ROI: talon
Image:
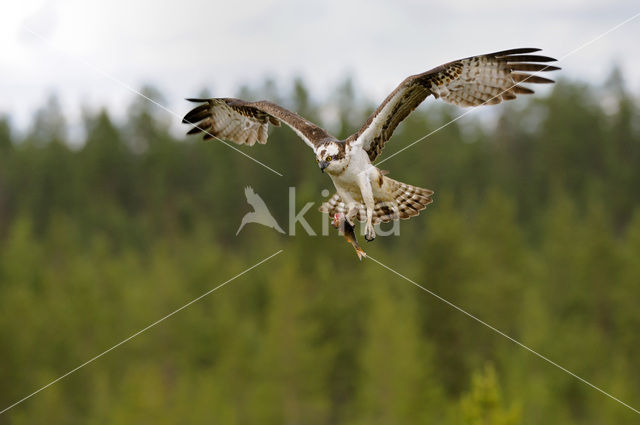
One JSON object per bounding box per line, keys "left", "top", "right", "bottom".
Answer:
{"left": 364, "top": 224, "right": 376, "bottom": 242}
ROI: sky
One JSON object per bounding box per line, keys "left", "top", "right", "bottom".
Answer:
{"left": 1, "top": 0, "right": 639, "bottom": 136}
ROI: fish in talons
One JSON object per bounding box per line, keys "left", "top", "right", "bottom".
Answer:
{"left": 332, "top": 213, "right": 367, "bottom": 260}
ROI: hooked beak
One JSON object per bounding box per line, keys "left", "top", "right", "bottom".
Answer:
{"left": 319, "top": 161, "right": 329, "bottom": 172}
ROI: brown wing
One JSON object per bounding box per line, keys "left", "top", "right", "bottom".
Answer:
{"left": 182, "top": 98, "right": 335, "bottom": 149}
{"left": 349, "top": 48, "right": 560, "bottom": 161}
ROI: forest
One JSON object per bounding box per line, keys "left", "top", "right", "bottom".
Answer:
{"left": 0, "top": 69, "right": 639, "bottom": 424}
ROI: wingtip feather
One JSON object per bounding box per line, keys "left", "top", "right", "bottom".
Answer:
{"left": 512, "top": 74, "right": 556, "bottom": 84}
{"left": 186, "top": 126, "right": 203, "bottom": 135}
{"left": 509, "top": 63, "right": 561, "bottom": 72}
{"left": 505, "top": 54, "right": 558, "bottom": 63}
{"left": 492, "top": 47, "right": 542, "bottom": 56}
{"left": 513, "top": 86, "right": 535, "bottom": 95}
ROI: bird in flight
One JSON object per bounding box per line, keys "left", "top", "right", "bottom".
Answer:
{"left": 183, "top": 48, "right": 558, "bottom": 243}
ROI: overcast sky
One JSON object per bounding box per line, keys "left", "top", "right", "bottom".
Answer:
{"left": 1, "top": 0, "right": 639, "bottom": 134}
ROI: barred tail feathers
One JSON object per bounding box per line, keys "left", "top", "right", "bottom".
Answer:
{"left": 386, "top": 177, "right": 434, "bottom": 221}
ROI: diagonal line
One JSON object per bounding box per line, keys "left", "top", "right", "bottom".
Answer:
{"left": 0, "top": 249, "right": 283, "bottom": 416}
{"left": 21, "top": 25, "right": 284, "bottom": 177}
{"left": 375, "top": 10, "right": 640, "bottom": 167}
{"left": 366, "top": 254, "right": 640, "bottom": 415}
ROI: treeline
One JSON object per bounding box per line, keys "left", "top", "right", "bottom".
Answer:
{"left": 0, "top": 70, "right": 639, "bottom": 424}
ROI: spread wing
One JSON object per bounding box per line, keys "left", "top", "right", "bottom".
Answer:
{"left": 349, "top": 48, "right": 560, "bottom": 161}
{"left": 182, "top": 98, "right": 335, "bottom": 149}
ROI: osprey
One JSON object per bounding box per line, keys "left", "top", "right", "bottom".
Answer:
{"left": 183, "top": 48, "right": 558, "bottom": 242}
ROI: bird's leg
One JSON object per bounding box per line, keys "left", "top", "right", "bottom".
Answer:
{"left": 345, "top": 204, "right": 358, "bottom": 226}
{"left": 339, "top": 192, "right": 358, "bottom": 226}
{"left": 358, "top": 172, "right": 376, "bottom": 242}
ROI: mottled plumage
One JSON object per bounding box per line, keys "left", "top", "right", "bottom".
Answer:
{"left": 183, "top": 98, "right": 334, "bottom": 148}
{"left": 183, "top": 48, "right": 559, "bottom": 248}
{"left": 347, "top": 48, "right": 559, "bottom": 161}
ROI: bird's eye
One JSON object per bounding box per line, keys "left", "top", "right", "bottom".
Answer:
{"left": 327, "top": 156, "right": 333, "bottom": 161}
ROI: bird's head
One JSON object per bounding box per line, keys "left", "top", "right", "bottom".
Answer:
{"left": 315, "top": 141, "right": 346, "bottom": 174}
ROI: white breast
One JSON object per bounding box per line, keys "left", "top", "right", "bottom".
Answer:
{"left": 328, "top": 145, "right": 378, "bottom": 201}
